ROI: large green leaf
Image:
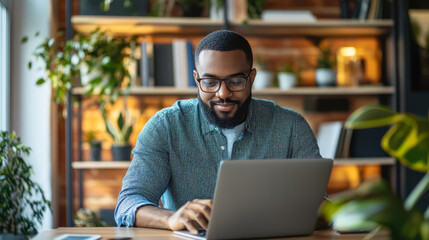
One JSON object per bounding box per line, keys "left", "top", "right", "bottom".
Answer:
{"left": 346, "top": 105, "right": 429, "bottom": 172}
{"left": 345, "top": 104, "right": 402, "bottom": 129}
{"left": 382, "top": 114, "right": 429, "bottom": 172}
{"left": 320, "top": 180, "right": 428, "bottom": 240}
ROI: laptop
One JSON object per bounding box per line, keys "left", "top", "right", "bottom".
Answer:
{"left": 174, "top": 158, "right": 333, "bottom": 240}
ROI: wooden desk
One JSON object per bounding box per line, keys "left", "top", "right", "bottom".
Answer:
{"left": 33, "top": 227, "right": 390, "bottom": 240}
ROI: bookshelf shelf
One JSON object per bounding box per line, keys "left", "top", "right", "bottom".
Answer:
{"left": 232, "top": 19, "right": 393, "bottom": 37}
{"left": 71, "top": 16, "right": 393, "bottom": 37}
{"left": 72, "top": 86, "right": 395, "bottom": 96}
{"left": 72, "top": 157, "right": 396, "bottom": 170}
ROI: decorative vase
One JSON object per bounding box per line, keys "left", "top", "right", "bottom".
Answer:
{"left": 315, "top": 68, "right": 336, "bottom": 87}
{"left": 111, "top": 144, "right": 132, "bottom": 161}
{"left": 253, "top": 70, "right": 274, "bottom": 89}
{"left": 277, "top": 72, "right": 297, "bottom": 90}
{"left": 0, "top": 233, "right": 27, "bottom": 240}
{"left": 90, "top": 141, "right": 102, "bottom": 161}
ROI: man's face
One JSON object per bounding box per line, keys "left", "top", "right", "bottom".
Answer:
{"left": 194, "top": 50, "right": 256, "bottom": 128}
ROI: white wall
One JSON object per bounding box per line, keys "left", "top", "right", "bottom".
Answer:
{"left": 10, "top": 0, "right": 52, "bottom": 230}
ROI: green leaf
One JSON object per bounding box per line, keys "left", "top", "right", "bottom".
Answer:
{"left": 123, "top": 125, "right": 133, "bottom": 143}
{"left": 345, "top": 104, "right": 401, "bottom": 129}
{"left": 28, "top": 61, "right": 32, "bottom": 70}
{"left": 36, "top": 78, "right": 45, "bottom": 85}
{"left": 382, "top": 115, "right": 429, "bottom": 172}
{"left": 117, "top": 112, "right": 124, "bottom": 130}
{"left": 21, "top": 36, "right": 28, "bottom": 44}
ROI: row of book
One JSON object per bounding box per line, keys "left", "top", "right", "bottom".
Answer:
{"left": 131, "top": 40, "right": 197, "bottom": 88}
{"left": 341, "top": 0, "right": 390, "bottom": 20}
{"left": 317, "top": 121, "right": 389, "bottom": 159}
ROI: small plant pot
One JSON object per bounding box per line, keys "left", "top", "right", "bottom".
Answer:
{"left": 278, "top": 72, "right": 297, "bottom": 89}
{"left": 0, "top": 233, "right": 28, "bottom": 240}
{"left": 90, "top": 141, "right": 102, "bottom": 161}
{"left": 315, "top": 68, "right": 336, "bottom": 87}
{"left": 253, "top": 70, "right": 274, "bottom": 89}
{"left": 111, "top": 144, "right": 132, "bottom": 161}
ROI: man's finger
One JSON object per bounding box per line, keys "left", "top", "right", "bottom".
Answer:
{"left": 187, "top": 209, "right": 209, "bottom": 229}
{"left": 182, "top": 218, "right": 199, "bottom": 235}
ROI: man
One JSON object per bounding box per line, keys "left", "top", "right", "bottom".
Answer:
{"left": 115, "top": 30, "right": 322, "bottom": 233}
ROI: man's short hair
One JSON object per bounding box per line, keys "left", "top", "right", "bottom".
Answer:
{"left": 195, "top": 30, "right": 253, "bottom": 69}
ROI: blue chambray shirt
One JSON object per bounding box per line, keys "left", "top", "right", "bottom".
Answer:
{"left": 115, "top": 98, "right": 321, "bottom": 227}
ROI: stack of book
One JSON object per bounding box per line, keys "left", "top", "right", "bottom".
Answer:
{"left": 138, "top": 40, "right": 197, "bottom": 88}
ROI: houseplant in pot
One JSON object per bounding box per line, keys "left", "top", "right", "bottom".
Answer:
{"left": 320, "top": 105, "right": 429, "bottom": 239}
{"left": 103, "top": 109, "right": 134, "bottom": 161}
{"left": 315, "top": 46, "right": 336, "bottom": 87}
{"left": 253, "top": 56, "right": 274, "bottom": 89}
{"left": 85, "top": 130, "right": 102, "bottom": 161}
{"left": 27, "top": 28, "right": 135, "bottom": 116}
{"left": 0, "top": 131, "right": 51, "bottom": 240}
{"left": 277, "top": 62, "right": 298, "bottom": 90}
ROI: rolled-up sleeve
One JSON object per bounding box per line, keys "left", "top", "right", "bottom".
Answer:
{"left": 114, "top": 113, "right": 171, "bottom": 227}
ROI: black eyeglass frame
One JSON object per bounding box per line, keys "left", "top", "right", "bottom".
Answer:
{"left": 196, "top": 69, "right": 253, "bottom": 93}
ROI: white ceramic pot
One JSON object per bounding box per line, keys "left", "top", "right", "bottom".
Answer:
{"left": 253, "top": 70, "right": 274, "bottom": 89}
{"left": 315, "top": 68, "right": 336, "bottom": 87}
{"left": 277, "top": 72, "right": 297, "bottom": 89}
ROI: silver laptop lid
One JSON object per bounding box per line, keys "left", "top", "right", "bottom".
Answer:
{"left": 206, "top": 158, "right": 333, "bottom": 240}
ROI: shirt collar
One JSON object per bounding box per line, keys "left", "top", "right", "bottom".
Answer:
{"left": 198, "top": 98, "right": 255, "bottom": 135}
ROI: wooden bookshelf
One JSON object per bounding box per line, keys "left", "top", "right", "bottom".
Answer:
{"left": 71, "top": 16, "right": 393, "bottom": 37}
{"left": 72, "top": 86, "right": 395, "bottom": 96}
{"left": 72, "top": 157, "right": 396, "bottom": 170}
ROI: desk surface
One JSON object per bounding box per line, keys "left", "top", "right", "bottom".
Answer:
{"left": 33, "top": 227, "right": 390, "bottom": 240}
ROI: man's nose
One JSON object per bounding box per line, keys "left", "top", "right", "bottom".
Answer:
{"left": 215, "top": 81, "right": 233, "bottom": 99}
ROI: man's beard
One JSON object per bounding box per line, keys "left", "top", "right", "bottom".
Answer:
{"left": 198, "top": 93, "right": 252, "bottom": 129}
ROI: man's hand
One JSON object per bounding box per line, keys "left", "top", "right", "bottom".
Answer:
{"left": 167, "top": 199, "right": 213, "bottom": 234}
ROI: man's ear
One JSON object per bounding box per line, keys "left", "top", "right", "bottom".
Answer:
{"left": 249, "top": 68, "right": 257, "bottom": 87}
{"left": 193, "top": 70, "right": 199, "bottom": 86}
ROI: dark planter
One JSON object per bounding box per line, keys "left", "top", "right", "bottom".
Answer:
{"left": 90, "top": 141, "right": 102, "bottom": 161}
{"left": 0, "top": 233, "right": 27, "bottom": 240}
{"left": 111, "top": 144, "right": 132, "bottom": 161}
{"left": 79, "top": 0, "right": 148, "bottom": 16}
{"left": 180, "top": 4, "right": 204, "bottom": 17}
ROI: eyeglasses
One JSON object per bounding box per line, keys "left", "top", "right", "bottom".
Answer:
{"left": 196, "top": 70, "right": 252, "bottom": 93}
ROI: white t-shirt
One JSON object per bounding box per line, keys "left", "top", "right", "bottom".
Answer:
{"left": 221, "top": 122, "right": 246, "bottom": 159}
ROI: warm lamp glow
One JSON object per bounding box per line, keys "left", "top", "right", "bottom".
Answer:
{"left": 339, "top": 47, "right": 357, "bottom": 57}
{"left": 336, "top": 47, "right": 363, "bottom": 87}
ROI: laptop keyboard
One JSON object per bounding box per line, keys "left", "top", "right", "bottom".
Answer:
{"left": 197, "top": 229, "right": 206, "bottom": 237}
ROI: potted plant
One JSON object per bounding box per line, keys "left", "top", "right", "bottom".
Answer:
{"left": 0, "top": 131, "right": 51, "bottom": 240}
{"left": 26, "top": 28, "right": 135, "bottom": 117}
{"left": 277, "top": 62, "right": 298, "bottom": 90}
{"left": 103, "top": 109, "right": 134, "bottom": 161}
{"left": 253, "top": 56, "right": 274, "bottom": 89}
{"left": 247, "top": 0, "right": 266, "bottom": 19}
{"left": 85, "top": 131, "right": 102, "bottom": 161}
{"left": 175, "top": 0, "right": 208, "bottom": 17}
{"left": 315, "top": 46, "right": 336, "bottom": 87}
{"left": 320, "top": 105, "right": 429, "bottom": 239}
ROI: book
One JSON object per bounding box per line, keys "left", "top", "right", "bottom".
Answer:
{"left": 367, "top": 0, "right": 380, "bottom": 20}
{"left": 358, "top": 0, "right": 371, "bottom": 20}
{"left": 261, "top": 10, "right": 316, "bottom": 22}
{"left": 186, "top": 41, "right": 197, "bottom": 88}
{"left": 317, "top": 121, "right": 344, "bottom": 159}
{"left": 154, "top": 43, "right": 174, "bottom": 87}
{"left": 352, "top": 0, "right": 362, "bottom": 19}
{"left": 140, "top": 41, "right": 155, "bottom": 87}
